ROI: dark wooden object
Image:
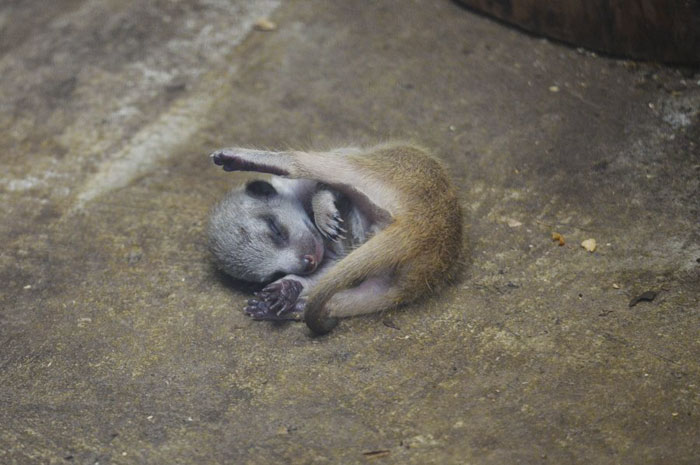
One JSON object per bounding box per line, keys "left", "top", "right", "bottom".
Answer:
{"left": 455, "top": 0, "right": 700, "bottom": 64}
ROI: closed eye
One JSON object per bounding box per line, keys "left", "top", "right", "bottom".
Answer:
{"left": 263, "top": 216, "right": 289, "bottom": 246}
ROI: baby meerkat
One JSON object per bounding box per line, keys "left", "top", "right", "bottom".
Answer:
{"left": 208, "top": 144, "right": 462, "bottom": 334}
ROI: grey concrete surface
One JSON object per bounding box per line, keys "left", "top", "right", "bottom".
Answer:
{"left": 1, "top": 0, "right": 698, "bottom": 464}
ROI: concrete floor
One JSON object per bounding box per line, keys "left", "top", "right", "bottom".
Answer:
{"left": 1, "top": 1, "right": 698, "bottom": 464}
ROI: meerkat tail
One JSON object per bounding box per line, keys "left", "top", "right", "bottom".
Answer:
{"left": 304, "top": 222, "right": 409, "bottom": 334}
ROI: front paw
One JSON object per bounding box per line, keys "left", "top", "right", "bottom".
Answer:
{"left": 244, "top": 279, "right": 304, "bottom": 321}
{"left": 312, "top": 190, "right": 346, "bottom": 242}
{"left": 210, "top": 148, "right": 289, "bottom": 176}
{"left": 210, "top": 150, "right": 250, "bottom": 172}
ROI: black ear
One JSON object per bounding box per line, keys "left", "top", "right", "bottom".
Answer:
{"left": 245, "top": 180, "right": 277, "bottom": 198}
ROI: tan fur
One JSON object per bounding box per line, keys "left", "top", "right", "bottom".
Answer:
{"left": 210, "top": 143, "right": 463, "bottom": 334}
{"left": 301, "top": 144, "right": 463, "bottom": 333}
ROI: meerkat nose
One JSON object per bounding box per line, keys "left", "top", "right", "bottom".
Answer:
{"left": 302, "top": 255, "right": 317, "bottom": 273}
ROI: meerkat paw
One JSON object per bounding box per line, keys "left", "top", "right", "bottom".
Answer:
{"left": 244, "top": 279, "right": 304, "bottom": 321}
{"left": 210, "top": 148, "right": 289, "bottom": 176}
{"left": 311, "top": 190, "right": 346, "bottom": 242}
{"left": 210, "top": 149, "right": 252, "bottom": 172}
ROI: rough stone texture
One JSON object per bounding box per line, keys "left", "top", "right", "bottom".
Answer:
{"left": 1, "top": 1, "right": 698, "bottom": 464}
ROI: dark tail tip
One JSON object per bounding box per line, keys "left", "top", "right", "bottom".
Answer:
{"left": 305, "top": 304, "right": 339, "bottom": 335}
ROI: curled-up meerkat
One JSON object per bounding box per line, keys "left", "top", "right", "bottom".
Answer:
{"left": 208, "top": 144, "right": 462, "bottom": 334}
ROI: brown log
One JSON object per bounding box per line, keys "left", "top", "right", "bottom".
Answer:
{"left": 455, "top": 0, "right": 700, "bottom": 64}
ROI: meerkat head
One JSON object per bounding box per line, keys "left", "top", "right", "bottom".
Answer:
{"left": 208, "top": 179, "right": 324, "bottom": 283}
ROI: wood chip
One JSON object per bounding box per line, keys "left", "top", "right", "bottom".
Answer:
{"left": 254, "top": 18, "right": 277, "bottom": 31}
{"left": 581, "top": 238, "right": 596, "bottom": 252}
{"left": 551, "top": 232, "right": 565, "bottom": 246}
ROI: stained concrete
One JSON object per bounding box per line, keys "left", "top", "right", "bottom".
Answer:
{"left": 1, "top": 1, "right": 698, "bottom": 464}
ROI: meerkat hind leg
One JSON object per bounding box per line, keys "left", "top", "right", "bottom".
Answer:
{"left": 311, "top": 189, "right": 346, "bottom": 242}
{"left": 322, "top": 275, "right": 402, "bottom": 319}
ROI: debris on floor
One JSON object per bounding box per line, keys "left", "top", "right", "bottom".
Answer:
{"left": 581, "top": 238, "right": 597, "bottom": 252}
{"left": 629, "top": 290, "right": 658, "bottom": 307}
{"left": 254, "top": 18, "right": 277, "bottom": 31}
{"left": 552, "top": 232, "right": 565, "bottom": 246}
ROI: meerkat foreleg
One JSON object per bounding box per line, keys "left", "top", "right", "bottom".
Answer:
{"left": 211, "top": 148, "right": 293, "bottom": 177}
{"left": 311, "top": 189, "right": 346, "bottom": 242}
{"left": 210, "top": 148, "right": 398, "bottom": 217}
{"left": 324, "top": 275, "right": 401, "bottom": 318}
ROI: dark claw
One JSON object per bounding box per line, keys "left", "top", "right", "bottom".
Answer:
{"left": 260, "top": 281, "right": 283, "bottom": 294}
{"left": 245, "top": 304, "right": 302, "bottom": 321}
{"left": 330, "top": 223, "right": 346, "bottom": 239}
{"left": 245, "top": 300, "right": 271, "bottom": 319}
{"left": 269, "top": 300, "right": 284, "bottom": 313}
{"left": 322, "top": 218, "right": 347, "bottom": 243}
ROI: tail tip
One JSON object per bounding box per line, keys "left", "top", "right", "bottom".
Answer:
{"left": 305, "top": 311, "right": 339, "bottom": 335}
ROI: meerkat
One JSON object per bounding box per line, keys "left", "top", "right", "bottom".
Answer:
{"left": 208, "top": 143, "right": 462, "bottom": 334}
{"left": 209, "top": 175, "right": 369, "bottom": 316}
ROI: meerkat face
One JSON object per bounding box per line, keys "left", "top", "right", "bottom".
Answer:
{"left": 208, "top": 179, "right": 324, "bottom": 283}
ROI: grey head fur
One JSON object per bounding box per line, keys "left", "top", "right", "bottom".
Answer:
{"left": 208, "top": 177, "right": 324, "bottom": 283}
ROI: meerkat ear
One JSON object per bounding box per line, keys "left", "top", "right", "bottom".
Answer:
{"left": 245, "top": 180, "right": 277, "bottom": 199}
